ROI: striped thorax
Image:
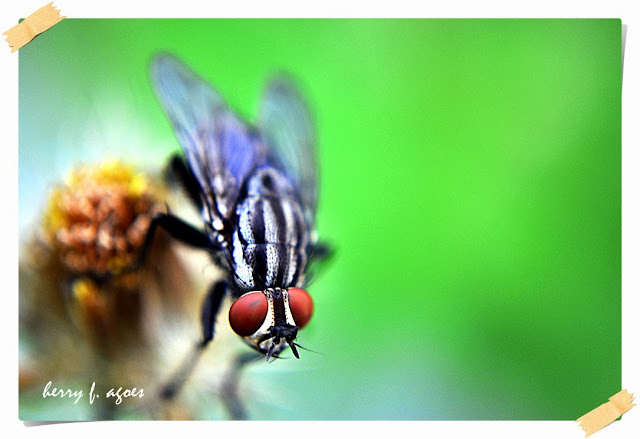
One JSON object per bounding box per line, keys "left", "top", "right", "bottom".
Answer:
{"left": 230, "top": 167, "right": 309, "bottom": 291}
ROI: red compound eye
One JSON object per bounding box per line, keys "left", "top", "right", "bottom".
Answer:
{"left": 229, "top": 291, "right": 268, "bottom": 336}
{"left": 288, "top": 288, "right": 314, "bottom": 329}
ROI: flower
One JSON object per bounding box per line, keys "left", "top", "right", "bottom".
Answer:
{"left": 19, "top": 160, "right": 256, "bottom": 421}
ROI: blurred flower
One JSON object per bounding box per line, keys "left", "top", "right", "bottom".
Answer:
{"left": 19, "top": 160, "right": 257, "bottom": 421}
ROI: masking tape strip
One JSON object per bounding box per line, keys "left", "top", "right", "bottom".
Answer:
{"left": 3, "top": 2, "right": 65, "bottom": 53}
{"left": 576, "top": 389, "right": 635, "bottom": 437}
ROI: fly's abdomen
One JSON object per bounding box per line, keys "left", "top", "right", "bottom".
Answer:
{"left": 231, "top": 171, "right": 309, "bottom": 290}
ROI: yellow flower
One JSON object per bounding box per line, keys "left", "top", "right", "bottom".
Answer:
{"left": 21, "top": 160, "right": 259, "bottom": 421}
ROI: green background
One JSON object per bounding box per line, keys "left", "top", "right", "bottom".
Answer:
{"left": 19, "top": 19, "right": 621, "bottom": 420}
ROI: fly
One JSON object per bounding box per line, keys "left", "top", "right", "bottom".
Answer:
{"left": 141, "top": 54, "right": 330, "bottom": 397}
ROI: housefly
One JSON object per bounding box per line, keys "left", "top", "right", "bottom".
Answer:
{"left": 142, "top": 54, "right": 330, "bottom": 395}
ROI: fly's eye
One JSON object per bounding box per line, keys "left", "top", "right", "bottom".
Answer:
{"left": 229, "top": 292, "right": 268, "bottom": 336}
{"left": 288, "top": 288, "right": 314, "bottom": 329}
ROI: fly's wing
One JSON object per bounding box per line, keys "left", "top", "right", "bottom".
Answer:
{"left": 150, "top": 53, "right": 266, "bottom": 222}
{"left": 258, "top": 76, "right": 318, "bottom": 229}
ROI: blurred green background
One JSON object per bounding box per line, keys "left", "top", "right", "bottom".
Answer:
{"left": 19, "top": 19, "right": 621, "bottom": 420}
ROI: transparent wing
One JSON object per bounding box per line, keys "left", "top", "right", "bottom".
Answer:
{"left": 258, "top": 75, "right": 318, "bottom": 227}
{"left": 150, "top": 53, "right": 266, "bottom": 221}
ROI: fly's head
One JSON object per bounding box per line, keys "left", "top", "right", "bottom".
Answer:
{"left": 228, "top": 287, "right": 313, "bottom": 360}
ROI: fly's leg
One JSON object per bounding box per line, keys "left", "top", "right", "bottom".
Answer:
{"left": 303, "top": 241, "right": 334, "bottom": 285}
{"left": 220, "top": 351, "right": 262, "bottom": 420}
{"left": 310, "top": 241, "right": 333, "bottom": 262}
{"left": 200, "top": 281, "right": 228, "bottom": 347}
{"left": 138, "top": 212, "right": 212, "bottom": 269}
{"left": 167, "top": 154, "right": 203, "bottom": 211}
{"left": 160, "top": 281, "right": 227, "bottom": 400}
{"left": 144, "top": 157, "right": 230, "bottom": 403}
